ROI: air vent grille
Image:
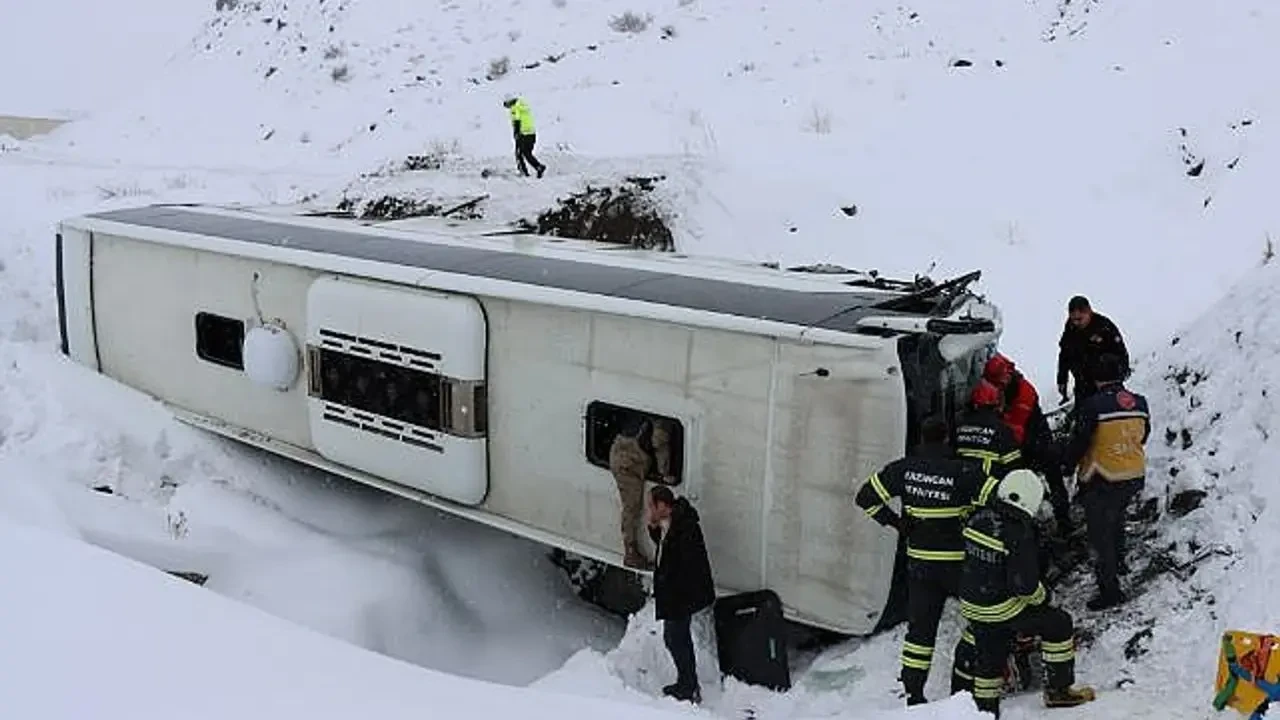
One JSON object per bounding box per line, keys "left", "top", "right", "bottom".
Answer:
{"left": 317, "top": 328, "right": 441, "bottom": 373}
{"left": 320, "top": 403, "right": 444, "bottom": 453}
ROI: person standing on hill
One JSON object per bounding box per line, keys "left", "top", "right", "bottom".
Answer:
{"left": 1056, "top": 296, "right": 1129, "bottom": 408}
{"left": 502, "top": 96, "right": 546, "bottom": 178}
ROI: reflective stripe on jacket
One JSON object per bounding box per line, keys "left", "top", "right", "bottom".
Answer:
{"left": 959, "top": 504, "right": 1047, "bottom": 624}
{"left": 854, "top": 443, "right": 999, "bottom": 563}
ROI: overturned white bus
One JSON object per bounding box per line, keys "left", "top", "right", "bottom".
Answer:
{"left": 54, "top": 203, "right": 1000, "bottom": 634}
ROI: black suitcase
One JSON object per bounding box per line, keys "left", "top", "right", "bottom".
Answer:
{"left": 712, "top": 589, "right": 792, "bottom": 692}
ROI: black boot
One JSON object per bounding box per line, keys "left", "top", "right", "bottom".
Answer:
{"left": 662, "top": 683, "right": 701, "bottom": 704}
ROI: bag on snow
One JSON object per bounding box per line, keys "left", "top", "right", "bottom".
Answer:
{"left": 712, "top": 589, "right": 791, "bottom": 692}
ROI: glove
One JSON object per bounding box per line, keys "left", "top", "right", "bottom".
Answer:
{"left": 895, "top": 513, "right": 914, "bottom": 536}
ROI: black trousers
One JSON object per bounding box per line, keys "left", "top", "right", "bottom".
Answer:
{"left": 1027, "top": 435, "right": 1071, "bottom": 528}
{"left": 515, "top": 133, "right": 544, "bottom": 175}
{"left": 663, "top": 614, "right": 698, "bottom": 690}
{"left": 1079, "top": 478, "right": 1141, "bottom": 598}
{"left": 971, "top": 605, "right": 1077, "bottom": 716}
{"left": 900, "top": 560, "right": 970, "bottom": 699}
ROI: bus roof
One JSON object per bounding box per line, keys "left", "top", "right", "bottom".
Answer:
{"left": 74, "top": 203, "right": 988, "bottom": 338}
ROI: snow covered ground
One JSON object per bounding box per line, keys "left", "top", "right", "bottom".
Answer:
{"left": 2, "top": 0, "right": 1279, "bottom": 717}
{"left": 0, "top": 511, "right": 687, "bottom": 720}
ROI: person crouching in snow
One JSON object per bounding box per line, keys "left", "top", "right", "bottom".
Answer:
{"left": 502, "top": 95, "right": 546, "bottom": 178}
{"left": 647, "top": 485, "right": 715, "bottom": 704}
{"left": 960, "top": 469, "right": 1096, "bottom": 717}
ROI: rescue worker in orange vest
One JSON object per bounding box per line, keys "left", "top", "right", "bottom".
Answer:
{"left": 1060, "top": 353, "right": 1150, "bottom": 611}
{"left": 982, "top": 353, "right": 1073, "bottom": 535}
{"left": 502, "top": 96, "right": 546, "bottom": 178}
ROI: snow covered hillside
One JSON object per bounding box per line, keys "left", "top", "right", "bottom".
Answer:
{"left": 0, "top": 0, "right": 209, "bottom": 119}
{"left": 1003, "top": 256, "right": 1280, "bottom": 718}
{"left": 1, "top": 0, "right": 1279, "bottom": 718}
{"left": 21, "top": 0, "right": 1280, "bottom": 389}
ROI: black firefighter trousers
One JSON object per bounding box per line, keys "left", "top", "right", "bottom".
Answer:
{"left": 900, "top": 560, "right": 970, "bottom": 700}
{"left": 970, "top": 605, "right": 1077, "bottom": 717}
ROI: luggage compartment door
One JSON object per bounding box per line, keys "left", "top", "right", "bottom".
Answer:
{"left": 305, "top": 276, "right": 488, "bottom": 505}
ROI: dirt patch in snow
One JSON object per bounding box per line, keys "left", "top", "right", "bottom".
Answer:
{"left": 324, "top": 193, "right": 488, "bottom": 221}
{"left": 514, "top": 175, "right": 676, "bottom": 251}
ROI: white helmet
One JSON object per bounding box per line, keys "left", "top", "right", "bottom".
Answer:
{"left": 997, "top": 469, "right": 1046, "bottom": 518}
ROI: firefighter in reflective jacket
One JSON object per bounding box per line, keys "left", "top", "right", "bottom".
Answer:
{"left": 1061, "top": 352, "right": 1150, "bottom": 611}
{"left": 960, "top": 469, "right": 1096, "bottom": 717}
{"left": 854, "top": 416, "right": 1000, "bottom": 706}
{"left": 954, "top": 380, "right": 1023, "bottom": 477}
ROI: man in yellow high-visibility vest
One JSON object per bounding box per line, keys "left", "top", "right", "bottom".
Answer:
{"left": 502, "top": 96, "right": 546, "bottom": 178}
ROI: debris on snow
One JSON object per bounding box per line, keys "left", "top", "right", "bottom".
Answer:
{"left": 514, "top": 176, "right": 676, "bottom": 251}
{"left": 1168, "top": 489, "right": 1208, "bottom": 518}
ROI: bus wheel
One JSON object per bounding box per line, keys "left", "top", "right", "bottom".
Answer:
{"left": 549, "top": 548, "right": 648, "bottom": 617}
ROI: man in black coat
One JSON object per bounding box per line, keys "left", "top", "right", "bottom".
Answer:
{"left": 1056, "top": 295, "right": 1130, "bottom": 408}
{"left": 647, "top": 485, "right": 716, "bottom": 704}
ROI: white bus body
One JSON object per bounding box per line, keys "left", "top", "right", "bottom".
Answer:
{"left": 54, "top": 203, "right": 1001, "bottom": 634}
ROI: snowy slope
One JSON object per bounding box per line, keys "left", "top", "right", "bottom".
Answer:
{"left": 29, "top": 0, "right": 1280, "bottom": 391}
{"left": 1048, "top": 257, "right": 1280, "bottom": 717}
{"left": 0, "top": 0, "right": 208, "bottom": 118}
{"left": 2, "top": 0, "right": 1279, "bottom": 718}
{"left": 0, "top": 513, "right": 685, "bottom": 720}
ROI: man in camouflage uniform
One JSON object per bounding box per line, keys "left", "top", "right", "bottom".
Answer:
{"left": 609, "top": 417, "right": 673, "bottom": 569}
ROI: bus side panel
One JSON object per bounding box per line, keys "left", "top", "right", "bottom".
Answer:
{"left": 482, "top": 298, "right": 775, "bottom": 591}
{"left": 56, "top": 226, "right": 99, "bottom": 370}
{"left": 767, "top": 341, "right": 906, "bottom": 634}
{"left": 91, "top": 233, "right": 317, "bottom": 449}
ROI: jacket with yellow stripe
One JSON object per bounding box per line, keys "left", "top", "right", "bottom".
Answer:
{"left": 953, "top": 406, "right": 1024, "bottom": 477}
{"left": 959, "top": 502, "right": 1048, "bottom": 625}
{"left": 854, "top": 443, "right": 999, "bottom": 563}
{"left": 1062, "top": 381, "right": 1150, "bottom": 485}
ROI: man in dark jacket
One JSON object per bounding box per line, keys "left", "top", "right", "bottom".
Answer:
{"left": 854, "top": 417, "right": 1000, "bottom": 705}
{"left": 960, "top": 469, "right": 1096, "bottom": 717}
{"left": 954, "top": 380, "right": 1023, "bottom": 478}
{"left": 1061, "top": 353, "right": 1150, "bottom": 611}
{"left": 647, "top": 485, "right": 715, "bottom": 704}
{"left": 1056, "top": 296, "right": 1129, "bottom": 407}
